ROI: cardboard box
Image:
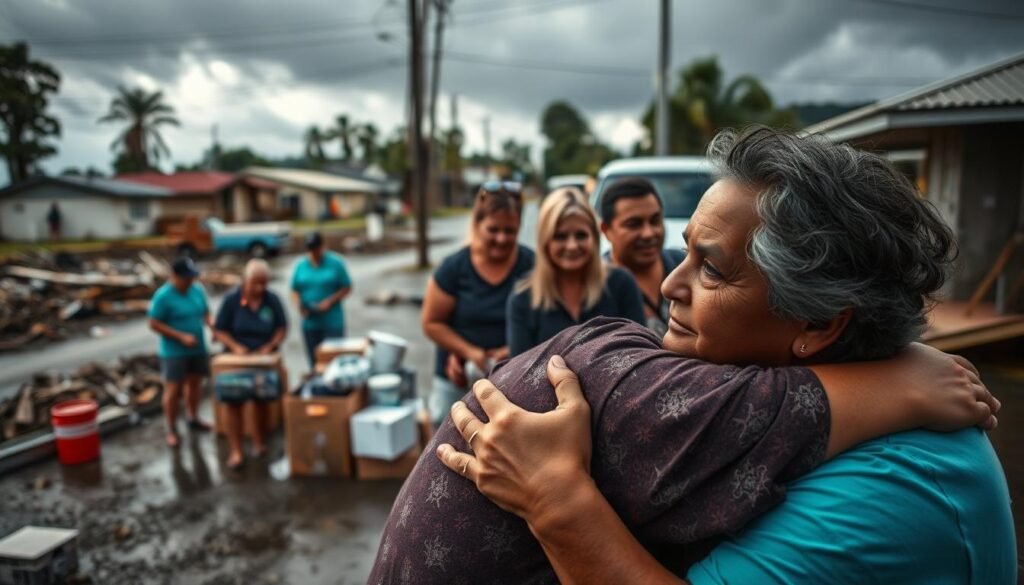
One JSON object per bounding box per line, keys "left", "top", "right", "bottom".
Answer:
{"left": 285, "top": 388, "right": 367, "bottom": 477}
{"left": 350, "top": 404, "right": 417, "bottom": 461}
{"left": 315, "top": 337, "right": 368, "bottom": 368}
{"left": 0, "top": 526, "right": 79, "bottom": 585}
{"left": 355, "top": 445, "right": 422, "bottom": 480}
{"left": 211, "top": 353, "right": 287, "bottom": 438}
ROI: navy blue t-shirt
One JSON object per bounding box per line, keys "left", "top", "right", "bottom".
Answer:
{"left": 603, "top": 248, "right": 685, "bottom": 336}
{"left": 432, "top": 245, "right": 535, "bottom": 378}
{"left": 506, "top": 267, "right": 647, "bottom": 356}
{"left": 213, "top": 287, "right": 288, "bottom": 351}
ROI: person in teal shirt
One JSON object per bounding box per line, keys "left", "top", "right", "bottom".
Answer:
{"left": 687, "top": 427, "right": 1017, "bottom": 585}
{"left": 148, "top": 256, "right": 212, "bottom": 448}
{"left": 290, "top": 232, "right": 352, "bottom": 367}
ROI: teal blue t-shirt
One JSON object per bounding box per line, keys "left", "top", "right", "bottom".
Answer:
{"left": 290, "top": 252, "right": 352, "bottom": 332}
{"left": 688, "top": 428, "right": 1017, "bottom": 585}
{"left": 148, "top": 282, "right": 209, "bottom": 358}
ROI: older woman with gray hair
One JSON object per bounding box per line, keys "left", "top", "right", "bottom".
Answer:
{"left": 213, "top": 259, "right": 288, "bottom": 469}
{"left": 369, "top": 127, "right": 1014, "bottom": 584}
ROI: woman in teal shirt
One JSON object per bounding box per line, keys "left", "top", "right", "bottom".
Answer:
{"left": 290, "top": 232, "right": 352, "bottom": 367}
{"left": 148, "top": 256, "right": 212, "bottom": 448}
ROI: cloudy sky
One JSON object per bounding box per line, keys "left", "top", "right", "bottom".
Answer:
{"left": 2, "top": 0, "right": 1022, "bottom": 183}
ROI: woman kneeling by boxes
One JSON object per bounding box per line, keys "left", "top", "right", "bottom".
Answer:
{"left": 212, "top": 259, "right": 288, "bottom": 469}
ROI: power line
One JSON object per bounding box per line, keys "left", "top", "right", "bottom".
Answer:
{"left": 851, "top": 0, "right": 1024, "bottom": 19}
{"left": 444, "top": 50, "right": 938, "bottom": 87}
{"left": 9, "top": 0, "right": 607, "bottom": 51}
{"left": 445, "top": 50, "right": 649, "bottom": 77}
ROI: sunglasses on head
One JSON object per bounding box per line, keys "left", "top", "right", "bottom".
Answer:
{"left": 481, "top": 180, "right": 523, "bottom": 196}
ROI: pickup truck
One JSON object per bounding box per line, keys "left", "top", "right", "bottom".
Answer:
{"left": 166, "top": 215, "right": 291, "bottom": 258}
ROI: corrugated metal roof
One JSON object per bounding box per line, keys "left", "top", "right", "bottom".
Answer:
{"left": 899, "top": 58, "right": 1024, "bottom": 110}
{"left": 0, "top": 175, "right": 173, "bottom": 199}
{"left": 805, "top": 52, "right": 1024, "bottom": 136}
{"left": 58, "top": 175, "right": 173, "bottom": 197}
{"left": 241, "top": 166, "right": 387, "bottom": 193}
{"left": 115, "top": 171, "right": 238, "bottom": 195}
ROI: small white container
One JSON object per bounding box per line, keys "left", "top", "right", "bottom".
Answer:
{"left": 368, "top": 373, "right": 403, "bottom": 406}
{"left": 367, "top": 331, "right": 408, "bottom": 374}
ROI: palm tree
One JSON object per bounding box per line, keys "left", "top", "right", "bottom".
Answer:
{"left": 304, "top": 125, "right": 327, "bottom": 166}
{"left": 641, "top": 56, "right": 798, "bottom": 155}
{"left": 332, "top": 114, "right": 355, "bottom": 162}
{"left": 357, "top": 122, "right": 379, "bottom": 165}
{"left": 98, "top": 86, "right": 179, "bottom": 172}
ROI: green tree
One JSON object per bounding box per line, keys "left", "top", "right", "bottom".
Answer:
{"left": 331, "top": 114, "right": 355, "bottom": 162}
{"left": 640, "top": 56, "right": 798, "bottom": 155}
{"left": 0, "top": 42, "right": 61, "bottom": 183}
{"left": 441, "top": 126, "right": 464, "bottom": 174}
{"left": 379, "top": 128, "right": 408, "bottom": 176}
{"left": 540, "top": 100, "right": 616, "bottom": 178}
{"left": 304, "top": 125, "right": 327, "bottom": 167}
{"left": 500, "top": 139, "right": 534, "bottom": 181}
{"left": 98, "top": 85, "right": 180, "bottom": 173}
{"left": 215, "top": 146, "right": 269, "bottom": 172}
{"left": 356, "top": 122, "right": 379, "bottom": 165}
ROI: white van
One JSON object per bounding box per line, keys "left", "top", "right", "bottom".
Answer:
{"left": 590, "top": 156, "right": 715, "bottom": 252}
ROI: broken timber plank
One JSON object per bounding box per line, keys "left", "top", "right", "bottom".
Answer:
{"left": 4, "top": 265, "right": 152, "bottom": 288}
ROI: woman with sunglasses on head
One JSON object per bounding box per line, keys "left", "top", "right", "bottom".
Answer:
{"left": 422, "top": 181, "right": 535, "bottom": 426}
{"left": 507, "top": 187, "right": 645, "bottom": 356}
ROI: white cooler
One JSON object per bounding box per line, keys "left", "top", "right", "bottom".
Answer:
{"left": 350, "top": 404, "right": 417, "bottom": 461}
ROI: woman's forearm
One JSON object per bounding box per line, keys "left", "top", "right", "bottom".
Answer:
{"left": 529, "top": 475, "right": 687, "bottom": 585}
{"left": 213, "top": 329, "right": 246, "bottom": 353}
{"left": 810, "top": 343, "right": 986, "bottom": 458}
{"left": 423, "top": 321, "right": 476, "bottom": 359}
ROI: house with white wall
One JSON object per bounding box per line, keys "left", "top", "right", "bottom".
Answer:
{"left": 0, "top": 175, "right": 172, "bottom": 242}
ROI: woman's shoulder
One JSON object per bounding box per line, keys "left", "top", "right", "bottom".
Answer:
{"left": 516, "top": 244, "right": 536, "bottom": 264}
{"left": 440, "top": 246, "right": 472, "bottom": 266}
{"left": 221, "top": 286, "right": 243, "bottom": 302}
{"left": 605, "top": 266, "right": 641, "bottom": 290}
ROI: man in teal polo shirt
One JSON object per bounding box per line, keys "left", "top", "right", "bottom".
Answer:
{"left": 148, "top": 257, "right": 212, "bottom": 448}
{"left": 687, "top": 427, "right": 1017, "bottom": 585}
{"left": 290, "top": 232, "right": 353, "bottom": 367}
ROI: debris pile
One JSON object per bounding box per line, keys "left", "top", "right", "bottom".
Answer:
{"left": 0, "top": 354, "right": 163, "bottom": 443}
{"left": 0, "top": 250, "right": 241, "bottom": 350}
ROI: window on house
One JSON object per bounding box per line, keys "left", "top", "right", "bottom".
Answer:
{"left": 129, "top": 200, "right": 150, "bottom": 219}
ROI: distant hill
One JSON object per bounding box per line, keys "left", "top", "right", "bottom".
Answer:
{"left": 790, "top": 102, "right": 873, "bottom": 128}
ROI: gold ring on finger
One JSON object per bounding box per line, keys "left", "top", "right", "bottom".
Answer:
{"left": 468, "top": 430, "right": 480, "bottom": 447}
{"left": 461, "top": 462, "right": 468, "bottom": 475}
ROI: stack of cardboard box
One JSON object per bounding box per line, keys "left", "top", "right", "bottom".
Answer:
{"left": 283, "top": 335, "right": 434, "bottom": 480}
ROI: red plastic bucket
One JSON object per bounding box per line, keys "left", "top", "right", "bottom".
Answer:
{"left": 51, "top": 399, "right": 100, "bottom": 465}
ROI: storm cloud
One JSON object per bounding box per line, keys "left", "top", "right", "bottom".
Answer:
{"left": 2, "top": 0, "right": 1021, "bottom": 180}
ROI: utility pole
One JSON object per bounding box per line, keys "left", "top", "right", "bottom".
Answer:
{"left": 450, "top": 93, "right": 463, "bottom": 203}
{"left": 482, "top": 116, "right": 491, "bottom": 178}
{"left": 427, "top": 0, "right": 449, "bottom": 207}
{"left": 655, "top": 0, "right": 671, "bottom": 156}
{"left": 409, "top": 0, "right": 429, "bottom": 268}
{"left": 209, "top": 124, "right": 221, "bottom": 170}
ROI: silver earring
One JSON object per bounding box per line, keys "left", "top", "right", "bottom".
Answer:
{"left": 799, "top": 344, "right": 806, "bottom": 354}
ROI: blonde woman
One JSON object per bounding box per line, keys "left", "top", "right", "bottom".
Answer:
{"left": 507, "top": 187, "right": 644, "bottom": 356}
